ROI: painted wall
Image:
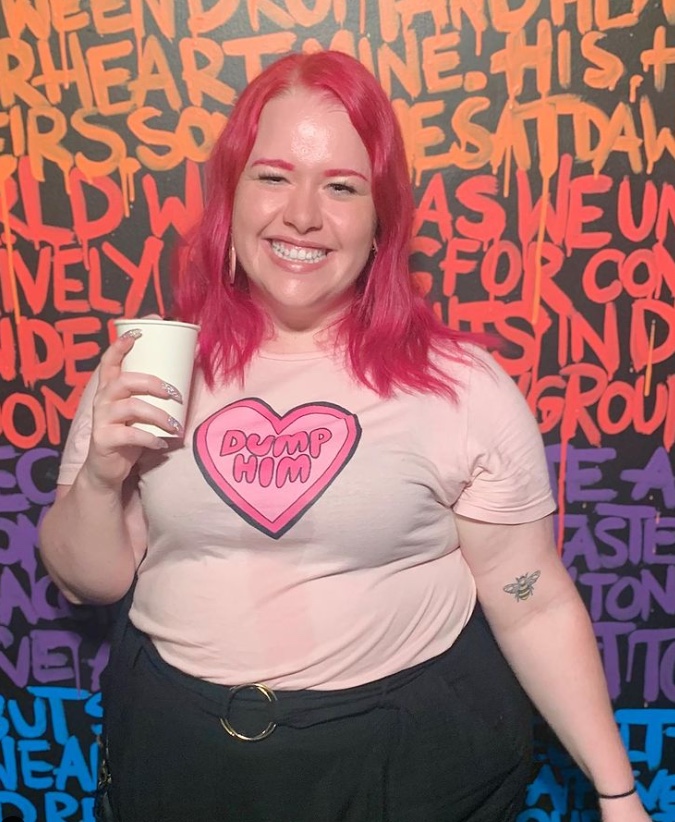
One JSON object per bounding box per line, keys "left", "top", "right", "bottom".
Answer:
{"left": 0, "top": 0, "right": 674, "bottom": 819}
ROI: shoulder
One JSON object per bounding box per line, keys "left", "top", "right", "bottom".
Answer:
{"left": 431, "top": 341, "right": 513, "bottom": 398}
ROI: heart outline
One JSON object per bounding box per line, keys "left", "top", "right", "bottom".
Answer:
{"left": 193, "top": 398, "right": 362, "bottom": 538}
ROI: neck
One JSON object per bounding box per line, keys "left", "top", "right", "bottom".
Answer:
{"left": 258, "top": 302, "right": 351, "bottom": 354}
{"left": 261, "top": 326, "right": 334, "bottom": 355}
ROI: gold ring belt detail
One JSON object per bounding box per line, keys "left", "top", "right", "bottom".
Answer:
{"left": 220, "top": 683, "right": 278, "bottom": 742}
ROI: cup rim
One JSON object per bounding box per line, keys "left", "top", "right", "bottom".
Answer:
{"left": 113, "top": 318, "right": 200, "bottom": 331}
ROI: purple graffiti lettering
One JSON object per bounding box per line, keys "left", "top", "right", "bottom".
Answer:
{"left": 621, "top": 447, "right": 675, "bottom": 509}
{"left": 605, "top": 570, "right": 675, "bottom": 621}
{"left": 564, "top": 506, "right": 674, "bottom": 571}
{"left": 0, "top": 447, "right": 58, "bottom": 513}
{"left": 16, "top": 448, "right": 58, "bottom": 506}
{"left": 596, "top": 502, "right": 675, "bottom": 565}
{"left": 593, "top": 621, "right": 635, "bottom": 700}
{"left": 594, "top": 515, "right": 632, "bottom": 568}
{"left": 627, "top": 629, "right": 675, "bottom": 702}
{"left": 0, "top": 627, "right": 30, "bottom": 688}
{"left": 0, "top": 513, "right": 38, "bottom": 571}
{"left": 0, "top": 447, "right": 28, "bottom": 514}
{"left": 545, "top": 444, "right": 618, "bottom": 504}
{"left": 563, "top": 515, "right": 603, "bottom": 571}
{"left": 644, "top": 516, "right": 675, "bottom": 565}
{"left": 0, "top": 630, "right": 84, "bottom": 689}
{"left": 86, "top": 641, "right": 110, "bottom": 693}
{"left": 578, "top": 573, "right": 618, "bottom": 619}
{"left": 567, "top": 447, "right": 618, "bottom": 503}
{"left": 0, "top": 565, "right": 71, "bottom": 625}
{"left": 579, "top": 569, "right": 675, "bottom": 622}
{"left": 31, "top": 630, "right": 83, "bottom": 689}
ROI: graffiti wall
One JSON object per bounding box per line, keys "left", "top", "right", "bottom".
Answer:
{"left": 1, "top": 0, "right": 673, "bottom": 819}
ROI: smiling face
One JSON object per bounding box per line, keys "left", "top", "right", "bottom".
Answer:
{"left": 231, "top": 87, "right": 377, "bottom": 337}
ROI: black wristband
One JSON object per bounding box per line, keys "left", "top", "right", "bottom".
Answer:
{"left": 597, "top": 786, "right": 637, "bottom": 800}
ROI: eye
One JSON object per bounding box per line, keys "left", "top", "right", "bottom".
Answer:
{"left": 257, "top": 173, "right": 287, "bottom": 185}
{"left": 328, "top": 182, "right": 358, "bottom": 195}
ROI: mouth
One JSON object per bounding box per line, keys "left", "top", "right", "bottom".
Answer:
{"left": 269, "top": 240, "right": 329, "bottom": 263}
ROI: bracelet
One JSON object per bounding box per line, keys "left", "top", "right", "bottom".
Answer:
{"left": 597, "top": 786, "right": 637, "bottom": 800}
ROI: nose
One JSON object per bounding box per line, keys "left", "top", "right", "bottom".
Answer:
{"left": 283, "top": 183, "right": 323, "bottom": 234}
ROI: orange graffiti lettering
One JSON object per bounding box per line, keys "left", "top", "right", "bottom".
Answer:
{"left": 33, "top": 32, "right": 94, "bottom": 108}
{"left": 490, "top": 19, "right": 552, "bottom": 98}
{"left": 0, "top": 39, "right": 49, "bottom": 108}
{"left": 641, "top": 26, "right": 675, "bottom": 93}
{"left": 179, "top": 37, "right": 236, "bottom": 107}
{"left": 422, "top": 33, "right": 462, "bottom": 93}
{"left": 1, "top": 0, "right": 51, "bottom": 40}
{"left": 377, "top": 28, "right": 422, "bottom": 99}
{"left": 86, "top": 40, "right": 134, "bottom": 116}
{"left": 221, "top": 32, "right": 297, "bottom": 82}
{"left": 581, "top": 31, "right": 625, "bottom": 91}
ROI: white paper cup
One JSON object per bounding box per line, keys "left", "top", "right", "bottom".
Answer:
{"left": 114, "top": 318, "right": 200, "bottom": 437}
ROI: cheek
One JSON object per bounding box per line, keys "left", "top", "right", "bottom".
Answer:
{"left": 344, "top": 216, "right": 377, "bottom": 257}
{"left": 232, "top": 186, "right": 276, "bottom": 239}
{"left": 334, "top": 204, "right": 376, "bottom": 243}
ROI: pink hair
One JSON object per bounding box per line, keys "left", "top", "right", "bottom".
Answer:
{"left": 171, "top": 51, "right": 472, "bottom": 397}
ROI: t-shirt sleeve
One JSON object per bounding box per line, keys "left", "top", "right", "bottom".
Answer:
{"left": 452, "top": 348, "right": 556, "bottom": 524}
{"left": 57, "top": 369, "right": 100, "bottom": 486}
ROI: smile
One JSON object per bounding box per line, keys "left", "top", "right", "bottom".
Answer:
{"left": 270, "top": 241, "right": 328, "bottom": 263}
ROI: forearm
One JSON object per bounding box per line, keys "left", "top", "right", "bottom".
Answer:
{"left": 39, "top": 470, "right": 138, "bottom": 606}
{"left": 483, "top": 589, "right": 634, "bottom": 795}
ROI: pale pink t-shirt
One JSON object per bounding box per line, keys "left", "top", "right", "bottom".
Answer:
{"left": 58, "top": 344, "right": 555, "bottom": 689}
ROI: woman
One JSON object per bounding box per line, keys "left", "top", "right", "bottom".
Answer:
{"left": 39, "top": 51, "right": 650, "bottom": 821}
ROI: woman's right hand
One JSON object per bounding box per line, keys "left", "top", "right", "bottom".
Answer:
{"left": 81, "top": 330, "right": 183, "bottom": 491}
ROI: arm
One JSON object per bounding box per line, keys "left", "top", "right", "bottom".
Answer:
{"left": 456, "top": 513, "right": 650, "bottom": 821}
{"left": 40, "top": 477, "right": 147, "bottom": 606}
{"left": 38, "top": 332, "right": 182, "bottom": 605}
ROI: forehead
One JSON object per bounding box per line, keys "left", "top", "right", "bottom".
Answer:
{"left": 250, "top": 88, "right": 371, "bottom": 173}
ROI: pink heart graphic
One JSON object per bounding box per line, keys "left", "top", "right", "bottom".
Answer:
{"left": 193, "top": 398, "right": 361, "bottom": 538}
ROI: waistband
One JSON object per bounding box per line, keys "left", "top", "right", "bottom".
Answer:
{"left": 115, "top": 607, "right": 484, "bottom": 741}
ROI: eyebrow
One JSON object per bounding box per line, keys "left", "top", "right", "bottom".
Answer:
{"left": 252, "top": 158, "right": 294, "bottom": 171}
{"left": 324, "top": 168, "right": 369, "bottom": 182}
{"left": 251, "top": 159, "right": 368, "bottom": 182}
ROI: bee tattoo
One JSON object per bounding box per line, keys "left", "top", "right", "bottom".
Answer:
{"left": 503, "top": 570, "right": 541, "bottom": 602}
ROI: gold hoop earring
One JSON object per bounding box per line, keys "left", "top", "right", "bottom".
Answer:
{"left": 229, "top": 241, "right": 237, "bottom": 284}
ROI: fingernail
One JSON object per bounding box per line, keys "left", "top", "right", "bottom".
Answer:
{"left": 153, "top": 440, "right": 169, "bottom": 451}
{"left": 120, "top": 329, "right": 143, "bottom": 340}
{"left": 162, "top": 382, "right": 183, "bottom": 403}
{"left": 167, "top": 416, "right": 184, "bottom": 434}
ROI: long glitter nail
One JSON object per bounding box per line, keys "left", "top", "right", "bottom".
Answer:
{"left": 120, "top": 328, "right": 143, "bottom": 340}
{"left": 162, "top": 382, "right": 183, "bottom": 402}
{"left": 167, "top": 416, "right": 184, "bottom": 433}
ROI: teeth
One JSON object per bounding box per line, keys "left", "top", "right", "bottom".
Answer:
{"left": 271, "top": 241, "right": 327, "bottom": 262}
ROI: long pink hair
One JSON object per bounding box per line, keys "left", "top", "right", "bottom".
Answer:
{"left": 171, "top": 50, "right": 471, "bottom": 397}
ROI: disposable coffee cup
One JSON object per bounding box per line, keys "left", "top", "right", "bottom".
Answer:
{"left": 113, "top": 318, "right": 200, "bottom": 437}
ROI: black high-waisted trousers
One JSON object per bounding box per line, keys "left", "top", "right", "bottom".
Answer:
{"left": 100, "top": 605, "right": 534, "bottom": 822}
